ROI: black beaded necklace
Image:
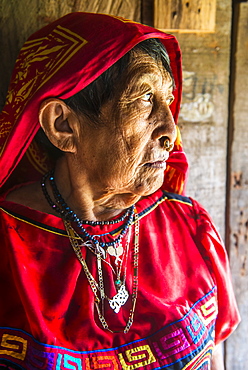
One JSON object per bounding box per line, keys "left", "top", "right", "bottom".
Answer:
{"left": 41, "top": 171, "right": 135, "bottom": 248}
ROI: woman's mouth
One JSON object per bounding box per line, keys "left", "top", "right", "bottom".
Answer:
{"left": 144, "top": 160, "right": 167, "bottom": 169}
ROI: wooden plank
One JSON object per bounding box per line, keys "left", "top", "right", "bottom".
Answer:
{"left": 170, "top": 0, "right": 232, "bottom": 238}
{"left": 225, "top": 2, "right": 248, "bottom": 368}
{"left": 154, "top": 0, "right": 216, "bottom": 32}
{"left": 36, "top": 0, "right": 141, "bottom": 26}
{"left": 141, "top": 0, "right": 154, "bottom": 26}
{"left": 0, "top": 0, "right": 140, "bottom": 111}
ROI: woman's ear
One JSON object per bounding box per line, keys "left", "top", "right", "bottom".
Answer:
{"left": 39, "top": 98, "right": 79, "bottom": 153}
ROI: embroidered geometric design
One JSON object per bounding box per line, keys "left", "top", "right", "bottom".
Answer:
{"left": 0, "top": 26, "right": 87, "bottom": 154}
{"left": 186, "top": 314, "right": 206, "bottom": 344}
{"left": 118, "top": 345, "right": 156, "bottom": 370}
{"left": 198, "top": 296, "right": 218, "bottom": 326}
{"left": 182, "top": 341, "right": 214, "bottom": 369}
{"left": 153, "top": 328, "right": 190, "bottom": 359}
{"left": 57, "top": 353, "right": 83, "bottom": 369}
{"left": 0, "top": 289, "right": 217, "bottom": 370}
{"left": 0, "top": 334, "right": 27, "bottom": 361}
{"left": 85, "top": 355, "right": 119, "bottom": 370}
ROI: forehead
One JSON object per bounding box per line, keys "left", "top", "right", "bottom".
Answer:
{"left": 121, "top": 49, "right": 172, "bottom": 89}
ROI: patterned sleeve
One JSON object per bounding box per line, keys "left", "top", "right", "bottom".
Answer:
{"left": 191, "top": 199, "right": 241, "bottom": 345}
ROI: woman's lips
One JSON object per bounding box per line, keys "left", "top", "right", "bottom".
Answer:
{"left": 144, "top": 160, "right": 167, "bottom": 169}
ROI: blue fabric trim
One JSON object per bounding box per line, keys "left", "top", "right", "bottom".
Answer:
{"left": 0, "top": 286, "right": 216, "bottom": 355}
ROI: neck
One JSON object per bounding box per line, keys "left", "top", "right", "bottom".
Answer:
{"left": 53, "top": 156, "right": 141, "bottom": 221}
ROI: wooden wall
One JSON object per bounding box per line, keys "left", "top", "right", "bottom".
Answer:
{"left": 225, "top": 2, "right": 248, "bottom": 369}
{"left": 0, "top": 0, "right": 247, "bottom": 367}
{"left": 165, "top": 1, "right": 232, "bottom": 239}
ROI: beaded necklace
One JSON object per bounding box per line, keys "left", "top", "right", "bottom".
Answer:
{"left": 41, "top": 171, "right": 135, "bottom": 250}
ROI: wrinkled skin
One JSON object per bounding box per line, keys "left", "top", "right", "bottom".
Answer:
{"left": 60, "top": 50, "right": 176, "bottom": 214}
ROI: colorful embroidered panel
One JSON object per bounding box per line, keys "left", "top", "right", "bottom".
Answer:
{"left": 0, "top": 289, "right": 217, "bottom": 370}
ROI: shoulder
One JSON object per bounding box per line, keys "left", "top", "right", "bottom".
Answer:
{"left": 137, "top": 190, "right": 199, "bottom": 221}
{"left": 2, "top": 182, "right": 55, "bottom": 215}
{"left": 159, "top": 191, "right": 195, "bottom": 216}
{"left": 162, "top": 191, "right": 193, "bottom": 206}
{"left": 147, "top": 191, "right": 218, "bottom": 238}
{"left": 160, "top": 191, "right": 213, "bottom": 223}
{"left": 5, "top": 182, "right": 42, "bottom": 205}
{"left": 138, "top": 190, "right": 201, "bottom": 235}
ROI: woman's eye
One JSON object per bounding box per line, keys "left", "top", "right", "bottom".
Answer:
{"left": 166, "top": 95, "right": 175, "bottom": 106}
{"left": 140, "top": 92, "right": 153, "bottom": 103}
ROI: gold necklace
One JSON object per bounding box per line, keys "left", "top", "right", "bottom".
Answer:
{"left": 64, "top": 213, "right": 139, "bottom": 333}
{"left": 64, "top": 221, "right": 131, "bottom": 281}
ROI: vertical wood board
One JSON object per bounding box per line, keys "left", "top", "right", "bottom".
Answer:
{"left": 170, "top": 0, "right": 232, "bottom": 238}
{"left": 225, "top": 3, "right": 248, "bottom": 368}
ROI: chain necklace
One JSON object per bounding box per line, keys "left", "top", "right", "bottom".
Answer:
{"left": 64, "top": 213, "right": 139, "bottom": 334}
{"left": 64, "top": 221, "right": 131, "bottom": 285}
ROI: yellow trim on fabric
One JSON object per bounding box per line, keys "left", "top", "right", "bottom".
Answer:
{"left": 0, "top": 195, "right": 192, "bottom": 238}
{"left": 135, "top": 197, "right": 167, "bottom": 222}
{"left": 167, "top": 198, "right": 193, "bottom": 206}
{"left": 0, "top": 207, "right": 69, "bottom": 237}
{"left": 85, "top": 355, "right": 119, "bottom": 370}
{"left": 21, "top": 37, "right": 45, "bottom": 48}
{"left": 0, "top": 206, "right": 123, "bottom": 240}
{"left": 136, "top": 196, "right": 193, "bottom": 222}
{"left": 54, "top": 26, "right": 86, "bottom": 43}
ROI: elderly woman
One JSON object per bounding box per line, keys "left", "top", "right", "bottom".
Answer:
{"left": 0, "top": 12, "right": 239, "bottom": 370}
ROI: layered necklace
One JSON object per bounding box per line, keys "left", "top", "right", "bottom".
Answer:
{"left": 41, "top": 171, "right": 139, "bottom": 333}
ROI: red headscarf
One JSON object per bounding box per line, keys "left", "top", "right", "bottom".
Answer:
{"left": 0, "top": 12, "right": 188, "bottom": 194}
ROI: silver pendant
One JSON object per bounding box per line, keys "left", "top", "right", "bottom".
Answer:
{"left": 107, "top": 245, "right": 123, "bottom": 265}
{"left": 109, "top": 284, "right": 129, "bottom": 313}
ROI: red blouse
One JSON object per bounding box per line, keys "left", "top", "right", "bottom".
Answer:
{"left": 0, "top": 189, "right": 240, "bottom": 369}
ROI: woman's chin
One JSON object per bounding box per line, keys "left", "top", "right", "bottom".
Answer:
{"left": 133, "top": 174, "right": 164, "bottom": 197}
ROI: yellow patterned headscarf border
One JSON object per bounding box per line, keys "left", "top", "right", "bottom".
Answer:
{"left": 0, "top": 26, "right": 87, "bottom": 156}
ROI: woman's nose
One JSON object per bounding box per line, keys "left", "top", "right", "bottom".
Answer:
{"left": 151, "top": 101, "right": 176, "bottom": 150}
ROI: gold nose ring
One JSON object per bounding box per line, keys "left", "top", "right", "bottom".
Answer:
{"left": 163, "top": 138, "right": 174, "bottom": 152}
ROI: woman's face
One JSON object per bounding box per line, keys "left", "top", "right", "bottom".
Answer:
{"left": 74, "top": 50, "right": 176, "bottom": 206}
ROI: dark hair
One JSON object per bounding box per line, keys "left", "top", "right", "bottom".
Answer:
{"left": 36, "top": 38, "right": 173, "bottom": 158}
